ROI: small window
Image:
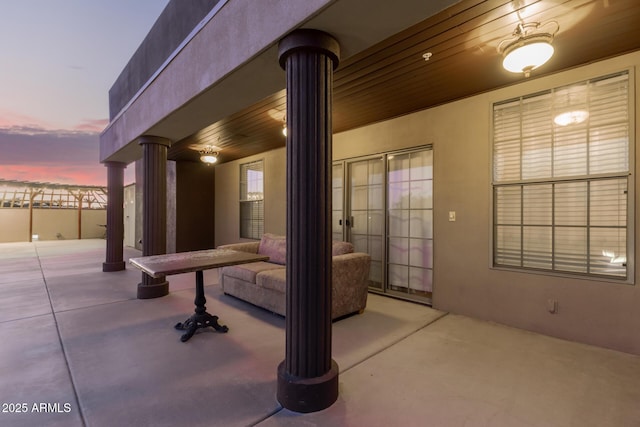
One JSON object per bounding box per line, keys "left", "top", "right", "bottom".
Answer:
{"left": 239, "top": 160, "right": 264, "bottom": 239}
{"left": 492, "top": 71, "right": 631, "bottom": 280}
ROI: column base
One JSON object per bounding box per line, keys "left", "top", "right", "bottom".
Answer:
{"left": 277, "top": 359, "right": 339, "bottom": 413}
{"left": 137, "top": 280, "right": 169, "bottom": 299}
{"left": 102, "top": 261, "right": 126, "bottom": 272}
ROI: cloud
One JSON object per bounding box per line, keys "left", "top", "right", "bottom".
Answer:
{"left": 0, "top": 123, "right": 107, "bottom": 136}
{"left": 0, "top": 129, "right": 98, "bottom": 160}
{"left": 0, "top": 164, "right": 106, "bottom": 186}
{"left": 0, "top": 128, "right": 105, "bottom": 185}
{"left": 0, "top": 108, "right": 108, "bottom": 134}
{"left": 0, "top": 109, "right": 55, "bottom": 130}
{"left": 73, "top": 118, "right": 109, "bottom": 133}
{"left": 0, "top": 110, "right": 133, "bottom": 186}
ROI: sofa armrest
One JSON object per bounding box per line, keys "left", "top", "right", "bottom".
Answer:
{"left": 331, "top": 252, "right": 371, "bottom": 317}
{"left": 217, "top": 241, "right": 260, "bottom": 254}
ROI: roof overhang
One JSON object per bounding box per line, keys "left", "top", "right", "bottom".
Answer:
{"left": 99, "top": 0, "right": 462, "bottom": 163}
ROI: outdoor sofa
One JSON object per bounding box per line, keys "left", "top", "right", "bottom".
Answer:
{"left": 218, "top": 233, "right": 371, "bottom": 319}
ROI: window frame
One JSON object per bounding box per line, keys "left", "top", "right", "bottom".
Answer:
{"left": 489, "top": 69, "right": 635, "bottom": 284}
{"left": 239, "top": 159, "right": 265, "bottom": 240}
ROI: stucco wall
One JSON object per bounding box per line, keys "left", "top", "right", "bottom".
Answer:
{"left": 215, "top": 147, "right": 286, "bottom": 246}
{"left": 0, "top": 209, "right": 106, "bottom": 242}
{"left": 213, "top": 51, "right": 640, "bottom": 354}
{"left": 124, "top": 184, "right": 136, "bottom": 247}
{"left": 0, "top": 210, "right": 30, "bottom": 242}
{"left": 333, "top": 51, "right": 640, "bottom": 355}
{"left": 176, "top": 161, "right": 215, "bottom": 252}
{"left": 101, "top": 0, "right": 333, "bottom": 163}
{"left": 108, "top": 0, "right": 221, "bottom": 119}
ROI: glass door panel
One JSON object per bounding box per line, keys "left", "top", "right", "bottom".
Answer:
{"left": 387, "top": 150, "right": 433, "bottom": 299}
{"left": 332, "top": 163, "right": 345, "bottom": 241}
{"left": 347, "top": 157, "right": 385, "bottom": 290}
{"left": 339, "top": 147, "right": 433, "bottom": 303}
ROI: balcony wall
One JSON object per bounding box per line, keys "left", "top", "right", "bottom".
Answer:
{"left": 108, "top": 0, "right": 221, "bottom": 119}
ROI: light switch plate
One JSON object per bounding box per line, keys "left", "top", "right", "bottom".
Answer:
{"left": 448, "top": 211, "right": 456, "bottom": 222}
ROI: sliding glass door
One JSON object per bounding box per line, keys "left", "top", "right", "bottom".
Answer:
{"left": 334, "top": 146, "right": 433, "bottom": 303}
{"left": 387, "top": 150, "right": 433, "bottom": 299}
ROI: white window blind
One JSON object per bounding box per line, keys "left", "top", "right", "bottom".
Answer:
{"left": 493, "top": 71, "right": 630, "bottom": 279}
{"left": 240, "top": 160, "right": 264, "bottom": 239}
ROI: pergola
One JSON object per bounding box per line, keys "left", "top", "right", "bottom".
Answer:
{"left": 0, "top": 179, "right": 107, "bottom": 209}
{"left": 0, "top": 179, "right": 108, "bottom": 242}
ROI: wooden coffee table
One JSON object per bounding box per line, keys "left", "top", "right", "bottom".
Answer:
{"left": 130, "top": 249, "right": 269, "bottom": 342}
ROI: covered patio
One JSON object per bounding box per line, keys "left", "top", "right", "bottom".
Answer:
{"left": 96, "top": 0, "right": 640, "bottom": 412}
{"left": 1, "top": 239, "right": 639, "bottom": 426}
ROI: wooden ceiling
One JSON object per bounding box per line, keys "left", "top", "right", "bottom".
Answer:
{"left": 168, "top": 0, "right": 640, "bottom": 163}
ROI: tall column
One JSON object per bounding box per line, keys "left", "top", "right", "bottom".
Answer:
{"left": 277, "top": 29, "right": 340, "bottom": 413}
{"left": 137, "top": 135, "right": 171, "bottom": 299}
{"left": 103, "top": 161, "right": 127, "bottom": 272}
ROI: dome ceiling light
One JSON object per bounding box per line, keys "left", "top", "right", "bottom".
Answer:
{"left": 498, "top": 21, "right": 559, "bottom": 78}
{"left": 199, "top": 146, "right": 219, "bottom": 165}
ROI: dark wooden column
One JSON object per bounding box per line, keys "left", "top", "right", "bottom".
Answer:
{"left": 277, "top": 29, "right": 340, "bottom": 413}
{"left": 103, "top": 161, "right": 126, "bottom": 272}
{"left": 137, "top": 135, "right": 171, "bottom": 299}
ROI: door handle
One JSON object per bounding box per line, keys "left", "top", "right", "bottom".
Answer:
{"left": 340, "top": 217, "right": 355, "bottom": 227}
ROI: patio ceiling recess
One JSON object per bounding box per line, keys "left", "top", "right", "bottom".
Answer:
{"left": 167, "top": 0, "right": 640, "bottom": 164}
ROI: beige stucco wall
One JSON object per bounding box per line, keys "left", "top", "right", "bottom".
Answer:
{"left": 215, "top": 147, "right": 286, "bottom": 246}
{"left": 0, "top": 209, "right": 106, "bottom": 242}
{"left": 33, "top": 209, "right": 106, "bottom": 240}
{"left": 0, "top": 210, "right": 30, "bottom": 242}
{"left": 333, "top": 50, "right": 640, "bottom": 355}
{"left": 212, "top": 51, "right": 640, "bottom": 354}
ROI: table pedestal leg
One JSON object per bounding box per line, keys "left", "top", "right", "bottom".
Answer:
{"left": 175, "top": 270, "right": 228, "bottom": 342}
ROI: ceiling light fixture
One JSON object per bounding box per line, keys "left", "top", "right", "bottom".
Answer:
{"left": 498, "top": 21, "right": 559, "bottom": 78}
{"left": 199, "top": 146, "right": 219, "bottom": 165}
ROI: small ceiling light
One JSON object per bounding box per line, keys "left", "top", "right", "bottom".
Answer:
{"left": 499, "top": 21, "right": 559, "bottom": 78}
{"left": 554, "top": 110, "right": 589, "bottom": 126}
{"left": 199, "top": 146, "right": 219, "bottom": 165}
{"left": 282, "top": 115, "right": 287, "bottom": 137}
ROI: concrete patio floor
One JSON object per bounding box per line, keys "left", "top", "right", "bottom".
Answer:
{"left": 0, "top": 239, "right": 639, "bottom": 427}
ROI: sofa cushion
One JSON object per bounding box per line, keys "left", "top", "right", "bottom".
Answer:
{"left": 257, "top": 268, "right": 286, "bottom": 293}
{"left": 258, "top": 233, "right": 287, "bottom": 265}
{"left": 332, "top": 241, "right": 354, "bottom": 256}
{"left": 221, "top": 261, "right": 283, "bottom": 284}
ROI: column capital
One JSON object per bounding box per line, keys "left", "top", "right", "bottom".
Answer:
{"left": 103, "top": 161, "right": 127, "bottom": 169}
{"left": 138, "top": 135, "right": 172, "bottom": 147}
{"left": 278, "top": 29, "right": 340, "bottom": 70}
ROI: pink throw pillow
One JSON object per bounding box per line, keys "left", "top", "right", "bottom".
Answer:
{"left": 332, "top": 241, "right": 354, "bottom": 256}
{"left": 258, "top": 234, "right": 287, "bottom": 265}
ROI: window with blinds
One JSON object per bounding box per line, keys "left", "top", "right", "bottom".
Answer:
{"left": 240, "top": 160, "right": 264, "bottom": 239}
{"left": 492, "top": 71, "right": 631, "bottom": 279}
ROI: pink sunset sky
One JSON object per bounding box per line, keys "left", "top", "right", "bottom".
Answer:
{"left": 0, "top": 0, "right": 169, "bottom": 186}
